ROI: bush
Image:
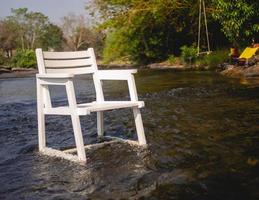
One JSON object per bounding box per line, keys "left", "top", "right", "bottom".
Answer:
{"left": 197, "top": 49, "right": 229, "bottom": 69}
{"left": 180, "top": 45, "right": 198, "bottom": 64}
{"left": 167, "top": 55, "right": 177, "bottom": 64}
{"left": 102, "top": 30, "right": 130, "bottom": 64}
{"left": 166, "top": 55, "right": 182, "bottom": 65}
{"left": 11, "top": 49, "right": 36, "bottom": 68}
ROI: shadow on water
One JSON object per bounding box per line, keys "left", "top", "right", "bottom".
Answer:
{"left": 0, "top": 70, "right": 259, "bottom": 199}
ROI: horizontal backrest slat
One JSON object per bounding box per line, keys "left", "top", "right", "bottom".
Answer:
{"left": 43, "top": 51, "right": 90, "bottom": 60}
{"left": 46, "top": 67, "right": 95, "bottom": 74}
{"left": 44, "top": 58, "right": 93, "bottom": 68}
{"left": 36, "top": 48, "right": 98, "bottom": 75}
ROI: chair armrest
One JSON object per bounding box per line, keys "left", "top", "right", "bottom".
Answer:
{"left": 96, "top": 69, "right": 137, "bottom": 80}
{"left": 36, "top": 73, "right": 74, "bottom": 79}
{"left": 96, "top": 70, "right": 140, "bottom": 101}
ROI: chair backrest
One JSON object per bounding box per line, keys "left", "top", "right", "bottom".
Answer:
{"left": 36, "top": 48, "right": 98, "bottom": 75}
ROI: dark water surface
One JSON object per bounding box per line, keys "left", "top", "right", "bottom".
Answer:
{"left": 0, "top": 70, "right": 259, "bottom": 200}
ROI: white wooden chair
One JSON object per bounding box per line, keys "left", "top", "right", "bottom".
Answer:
{"left": 35, "top": 48, "right": 147, "bottom": 163}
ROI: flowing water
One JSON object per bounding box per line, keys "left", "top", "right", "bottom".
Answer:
{"left": 0, "top": 70, "right": 259, "bottom": 200}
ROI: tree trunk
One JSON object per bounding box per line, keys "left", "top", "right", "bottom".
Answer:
{"left": 31, "top": 32, "right": 36, "bottom": 49}
{"left": 21, "top": 36, "right": 24, "bottom": 50}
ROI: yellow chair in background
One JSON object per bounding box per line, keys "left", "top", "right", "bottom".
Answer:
{"left": 238, "top": 47, "right": 258, "bottom": 65}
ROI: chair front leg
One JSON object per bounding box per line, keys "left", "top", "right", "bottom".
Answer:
{"left": 133, "top": 107, "right": 147, "bottom": 145}
{"left": 36, "top": 79, "right": 46, "bottom": 151}
{"left": 70, "top": 114, "right": 86, "bottom": 161}
{"left": 127, "top": 75, "right": 147, "bottom": 145}
{"left": 65, "top": 80, "right": 86, "bottom": 162}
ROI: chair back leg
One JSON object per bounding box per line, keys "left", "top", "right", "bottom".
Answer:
{"left": 133, "top": 107, "right": 147, "bottom": 145}
{"left": 97, "top": 111, "right": 104, "bottom": 136}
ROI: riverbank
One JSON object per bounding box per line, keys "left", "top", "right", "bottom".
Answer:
{"left": 0, "top": 63, "right": 143, "bottom": 78}
{"left": 1, "top": 62, "right": 259, "bottom": 81}
{"left": 0, "top": 67, "right": 37, "bottom": 78}
{"left": 220, "top": 63, "right": 259, "bottom": 78}
{"left": 0, "top": 64, "right": 201, "bottom": 79}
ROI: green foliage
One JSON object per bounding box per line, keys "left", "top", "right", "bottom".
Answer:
{"left": 165, "top": 55, "right": 182, "bottom": 65}
{"left": 90, "top": 0, "right": 259, "bottom": 64}
{"left": 6, "top": 8, "right": 48, "bottom": 49}
{"left": 196, "top": 49, "right": 229, "bottom": 68}
{"left": 41, "top": 23, "right": 64, "bottom": 50}
{"left": 212, "top": 0, "right": 259, "bottom": 45}
{"left": 167, "top": 55, "right": 177, "bottom": 65}
{"left": 91, "top": 0, "right": 216, "bottom": 64}
{"left": 103, "top": 29, "right": 130, "bottom": 63}
{"left": 3, "top": 8, "right": 63, "bottom": 51}
{"left": 180, "top": 45, "right": 197, "bottom": 63}
{"left": 11, "top": 49, "right": 36, "bottom": 68}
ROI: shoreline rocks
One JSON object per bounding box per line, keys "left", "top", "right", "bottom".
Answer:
{"left": 146, "top": 63, "right": 185, "bottom": 69}
{"left": 1, "top": 63, "right": 259, "bottom": 83}
{"left": 220, "top": 64, "right": 259, "bottom": 78}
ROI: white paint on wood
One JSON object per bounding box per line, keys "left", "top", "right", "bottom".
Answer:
{"left": 36, "top": 79, "right": 46, "bottom": 151}
{"left": 133, "top": 107, "right": 147, "bottom": 145}
{"left": 38, "top": 78, "right": 69, "bottom": 86}
{"left": 77, "top": 101, "right": 144, "bottom": 112}
{"left": 44, "top": 101, "right": 144, "bottom": 116}
{"left": 37, "top": 73, "right": 74, "bottom": 78}
{"left": 96, "top": 69, "right": 137, "bottom": 80}
{"left": 44, "top": 58, "right": 93, "bottom": 68}
{"left": 43, "top": 50, "right": 90, "bottom": 59}
{"left": 41, "top": 147, "right": 84, "bottom": 164}
{"left": 36, "top": 49, "right": 46, "bottom": 74}
{"left": 46, "top": 67, "right": 95, "bottom": 75}
{"left": 128, "top": 74, "right": 139, "bottom": 101}
{"left": 65, "top": 80, "right": 87, "bottom": 162}
{"left": 97, "top": 111, "right": 104, "bottom": 136}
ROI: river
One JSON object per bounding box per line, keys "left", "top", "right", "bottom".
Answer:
{"left": 0, "top": 70, "right": 258, "bottom": 199}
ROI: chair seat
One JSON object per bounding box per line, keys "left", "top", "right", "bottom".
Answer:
{"left": 44, "top": 101, "right": 144, "bottom": 115}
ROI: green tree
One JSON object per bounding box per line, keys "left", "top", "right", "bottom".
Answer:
{"left": 0, "top": 20, "right": 17, "bottom": 57}
{"left": 25, "top": 11, "right": 49, "bottom": 49}
{"left": 7, "top": 8, "right": 49, "bottom": 49}
{"left": 41, "top": 23, "right": 64, "bottom": 50}
{"left": 212, "top": 0, "right": 259, "bottom": 45}
{"left": 6, "top": 8, "right": 28, "bottom": 50}
{"left": 90, "top": 0, "right": 226, "bottom": 64}
{"left": 5, "top": 8, "right": 63, "bottom": 50}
